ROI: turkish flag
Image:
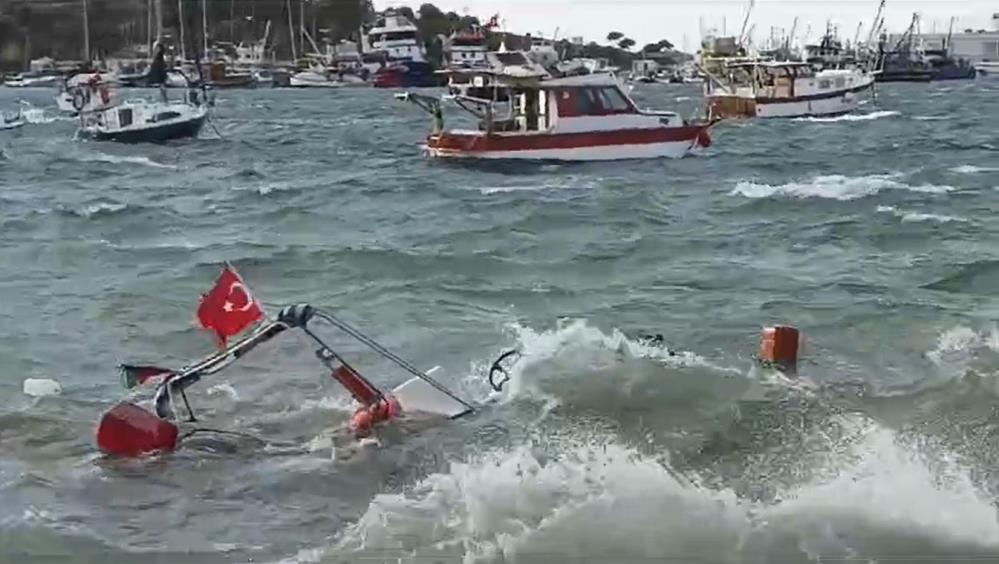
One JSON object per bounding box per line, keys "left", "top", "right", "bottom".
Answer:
{"left": 196, "top": 264, "right": 263, "bottom": 348}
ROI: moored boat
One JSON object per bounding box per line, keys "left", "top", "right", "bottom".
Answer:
{"left": 367, "top": 10, "right": 438, "bottom": 88}
{"left": 397, "top": 50, "right": 712, "bottom": 161}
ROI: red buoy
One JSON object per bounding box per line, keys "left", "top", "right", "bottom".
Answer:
{"left": 759, "top": 326, "right": 800, "bottom": 372}
{"left": 96, "top": 402, "right": 178, "bottom": 457}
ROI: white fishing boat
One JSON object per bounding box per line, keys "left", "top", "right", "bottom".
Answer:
{"left": 703, "top": 60, "right": 876, "bottom": 119}
{"left": 976, "top": 61, "right": 999, "bottom": 79}
{"left": 397, "top": 50, "right": 713, "bottom": 161}
{"left": 289, "top": 69, "right": 367, "bottom": 88}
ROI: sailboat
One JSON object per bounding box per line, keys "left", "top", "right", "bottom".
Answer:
{"left": 77, "top": 44, "right": 208, "bottom": 143}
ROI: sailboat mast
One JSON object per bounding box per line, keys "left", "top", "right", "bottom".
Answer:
{"left": 147, "top": 0, "right": 153, "bottom": 54}
{"left": 81, "top": 0, "right": 90, "bottom": 62}
{"left": 178, "top": 0, "right": 186, "bottom": 60}
{"left": 286, "top": 0, "right": 297, "bottom": 61}
{"left": 202, "top": 0, "right": 208, "bottom": 57}
{"left": 300, "top": 0, "right": 305, "bottom": 57}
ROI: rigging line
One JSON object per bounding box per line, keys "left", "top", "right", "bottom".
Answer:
{"left": 313, "top": 309, "right": 475, "bottom": 412}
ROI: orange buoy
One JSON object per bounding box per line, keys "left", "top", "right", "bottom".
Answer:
{"left": 758, "top": 326, "right": 800, "bottom": 372}
{"left": 350, "top": 396, "right": 402, "bottom": 434}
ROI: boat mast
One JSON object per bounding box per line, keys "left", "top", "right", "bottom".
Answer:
{"left": 82, "top": 0, "right": 90, "bottom": 62}
{"left": 202, "top": 0, "right": 209, "bottom": 57}
{"left": 147, "top": 0, "right": 153, "bottom": 54}
{"left": 946, "top": 16, "right": 956, "bottom": 51}
{"left": 286, "top": 0, "right": 298, "bottom": 61}
{"left": 737, "top": 0, "right": 755, "bottom": 45}
{"left": 300, "top": 0, "right": 305, "bottom": 58}
{"left": 178, "top": 0, "right": 186, "bottom": 61}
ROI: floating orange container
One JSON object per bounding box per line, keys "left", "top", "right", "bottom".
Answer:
{"left": 759, "top": 326, "right": 800, "bottom": 369}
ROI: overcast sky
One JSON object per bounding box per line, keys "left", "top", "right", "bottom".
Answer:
{"left": 389, "top": 0, "right": 998, "bottom": 49}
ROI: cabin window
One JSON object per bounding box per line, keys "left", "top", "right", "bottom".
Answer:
{"left": 818, "top": 79, "right": 831, "bottom": 89}
{"left": 599, "top": 87, "right": 632, "bottom": 112}
{"left": 118, "top": 108, "right": 133, "bottom": 127}
{"left": 153, "top": 111, "right": 181, "bottom": 122}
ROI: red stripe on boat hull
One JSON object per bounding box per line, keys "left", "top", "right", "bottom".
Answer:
{"left": 427, "top": 126, "right": 707, "bottom": 153}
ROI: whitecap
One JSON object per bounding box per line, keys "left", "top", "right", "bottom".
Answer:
{"left": 732, "top": 173, "right": 955, "bottom": 201}
{"left": 951, "top": 164, "right": 999, "bottom": 174}
{"left": 78, "top": 152, "right": 176, "bottom": 169}
{"left": 876, "top": 205, "right": 967, "bottom": 224}
{"left": 794, "top": 110, "right": 899, "bottom": 123}
{"left": 318, "top": 421, "right": 999, "bottom": 563}
{"left": 74, "top": 202, "right": 127, "bottom": 218}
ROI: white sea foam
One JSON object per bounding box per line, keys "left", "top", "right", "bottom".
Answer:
{"left": 927, "top": 325, "right": 999, "bottom": 368}
{"left": 913, "top": 115, "right": 954, "bottom": 121}
{"left": 794, "top": 110, "right": 899, "bottom": 123}
{"left": 74, "top": 201, "right": 127, "bottom": 218}
{"left": 732, "top": 173, "right": 955, "bottom": 201}
{"left": 951, "top": 164, "right": 999, "bottom": 174}
{"left": 876, "top": 205, "right": 967, "bottom": 224}
{"left": 296, "top": 418, "right": 999, "bottom": 564}
{"left": 79, "top": 152, "right": 176, "bottom": 169}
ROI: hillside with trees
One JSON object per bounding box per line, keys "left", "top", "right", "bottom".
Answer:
{"left": 0, "top": 1, "right": 683, "bottom": 71}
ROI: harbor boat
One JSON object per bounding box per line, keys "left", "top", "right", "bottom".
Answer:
{"left": 443, "top": 27, "right": 489, "bottom": 69}
{"left": 77, "top": 46, "right": 207, "bottom": 143}
{"left": 78, "top": 96, "right": 207, "bottom": 143}
{"left": 974, "top": 61, "right": 999, "bottom": 79}
{"left": 397, "top": 49, "right": 713, "bottom": 161}
{"left": 875, "top": 14, "right": 934, "bottom": 82}
{"left": 702, "top": 59, "right": 875, "bottom": 119}
{"left": 3, "top": 70, "right": 64, "bottom": 88}
{"left": 1, "top": 109, "right": 25, "bottom": 130}
{"left": 926, "top": 49, "right": 978, "bottom": 80}
{"left": 367, "top": 11, "right": 437, "bottom": 88}
{"left": 289, "top": 68, "right": 368, "bottom": 88}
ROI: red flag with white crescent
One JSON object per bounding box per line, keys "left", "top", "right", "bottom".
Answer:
{"left": 196, "top": 264, "right": 263, "bottom": 348}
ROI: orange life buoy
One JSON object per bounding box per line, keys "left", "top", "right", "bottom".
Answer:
{"left": 350, "top": 396, "right": 401, "bottom": 434}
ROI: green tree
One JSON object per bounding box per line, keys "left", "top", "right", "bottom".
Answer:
{"left": 606, "top": 31, "right": 623, "bottom": 42}
{"left": 617, "top": 37, "right": 635, "bottom": 51}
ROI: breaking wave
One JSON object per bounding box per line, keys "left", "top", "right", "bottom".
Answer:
{"left": 297, "top": 418, "right": 999, "bottom": 564}
{"left": 72, "top": 201, "right": 128, "bottom": 219}
{"left": 876, "top": 205, "right": 967, "bottom": 224}
{"left": 732, "top": 173, "right": 955, "bottom": 201}
{"left": 794, "top": 110, "right": 899, "bottom": 123}
{"left": 951, "top": 164, "right": 999, "bottom": 174}
{"left": 76, "top": 152, "right": 176, "bottom": 169}
{"left": 491, "top": 319, "right": 742, "bottom": 405}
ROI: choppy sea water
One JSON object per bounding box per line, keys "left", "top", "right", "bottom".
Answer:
{"left": 1, "top": 80, "right": 999, "bottom": 564}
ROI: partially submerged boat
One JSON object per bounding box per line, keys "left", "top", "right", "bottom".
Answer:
{"left": 398, "top": 50, "right": 712, "bottom": 161}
